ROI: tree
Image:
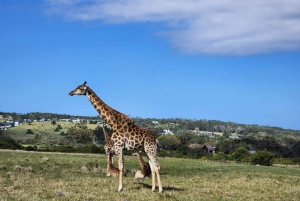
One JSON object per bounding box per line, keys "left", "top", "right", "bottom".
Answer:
{"left": 178, "top": 132, "right": 194, "bottom": 145}
{"left": 232, "top": 147, "right": 250, "bottom": 162}
{"left": 68, "top": 123, "right": 94, "bottom": 144}
{"left": 93, "top": 125, "right": 112, "bottom": 144}
{"left": 158, "top": 134, "right": 181, "bottom": 150}
{"left": 250, "top": 150, "right": 275, "bottom": 166}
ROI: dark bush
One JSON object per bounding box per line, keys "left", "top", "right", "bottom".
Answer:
{"left": 0, "top": 136, "right": 23, "bottom": 150}
{"left": 250, "top": 150, "right": 275, "bottom": 166}
{"left": 26, "top": 129, "right": 34, "bottom": 134}
{"left": 25, "top": 146, "right": 36, "bottom": 151}
{"left": 60, "top": 132, "right": 67, "bottom": 136}
{"left": 90, "top": 145, "right": 105, "bottom": 154}
{"left": 232, "top": 147, "right": 251, "bottom": 162}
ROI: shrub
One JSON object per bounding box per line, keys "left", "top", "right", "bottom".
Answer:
{"left": 250, "top": 150, "right": 275, "bottom": 166}
{"left": 90, "top": 145, "right": 105, "bottom": 154}
{"left": 25, "top": 146, "right": 36, "bottom": 151}
{"left": 274, "top": 158, "right": 294, "bottom": 165}
{"left": 212, "top": 152, "right": 229, "bottom": 161}
{"left": 0, "top": 136, "right": 23, "bottom": 150}
{"left": 293, "top": 157, "right": 300, "bottom": 164}
{"left": 26, "top": 129, "right": 34, "bottom": 134}
{"left": 60, "top": 132, "right": 67, "bottom": 136}
{"left": 232, "top": 147, "right": 251, "bottom": 162}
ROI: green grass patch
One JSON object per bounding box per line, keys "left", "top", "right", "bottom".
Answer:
{"left": 1, "top": 149, "right": 300, "bottom": 200}
{"left": 3, "top": 121, "right": 98, "bottom": 141}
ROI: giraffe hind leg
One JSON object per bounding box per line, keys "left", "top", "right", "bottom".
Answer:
{"left": 147, "top": 156, "right": 163, "bottom": 193}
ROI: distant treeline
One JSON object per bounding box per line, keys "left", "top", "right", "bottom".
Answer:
{"left": 0, "top": 111, "right": 99, "bottom": 121}
{"left": 1, "top": 111, "right": 300, "bottom": 137}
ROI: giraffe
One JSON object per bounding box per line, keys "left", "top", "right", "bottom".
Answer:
{"left": 102, "top": 122, "right": 126, "bottom": 177}
{"left": 102, "top": 122, "right": 151, "bottom": 178}
{"left": 134, "top": 151, "right": 152, "bottom": 179}
{"left": 106, "top": 151, "right": 122, "bottom": 177}
{"left": 69, "top": 81, "right": 162, "bottom": 193}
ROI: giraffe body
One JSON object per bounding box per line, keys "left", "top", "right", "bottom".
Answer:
{"left": 103, "top": 123, "right": 150, "bottom": 178}
{"left": 69, "top": 82, "right": 162, "bottom": 193}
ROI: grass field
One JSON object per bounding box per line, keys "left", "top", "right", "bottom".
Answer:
{"left": 1, "top": 150, "right": 300, "bottom": 201}
{"left": 3, "top": 121, "right": 99, "bottom": 141}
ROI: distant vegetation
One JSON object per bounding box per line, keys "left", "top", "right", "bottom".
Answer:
{"left": 1, "top": 111, "right": 300, "bottom": 165}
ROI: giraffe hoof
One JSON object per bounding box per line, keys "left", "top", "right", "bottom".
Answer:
{"left": 118, "top": 186, "right": 123, "bottom": 192}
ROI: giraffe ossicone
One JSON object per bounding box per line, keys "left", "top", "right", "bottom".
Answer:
{"left": 69, "top": 81, "right": 162, "bottom": 193}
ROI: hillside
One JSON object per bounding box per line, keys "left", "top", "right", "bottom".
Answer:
{"left": 1, "top": 111, "right": 299, "bottom": 138}
{"left": 1, "top": 111, "right": 300, "bottom": 161}
{"left": 2, "top": 121, "right": 98, "bottom": 141}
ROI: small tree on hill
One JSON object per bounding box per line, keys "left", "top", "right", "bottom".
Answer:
{"left": 68, "top": 123, "right": 94, "bottom": 144}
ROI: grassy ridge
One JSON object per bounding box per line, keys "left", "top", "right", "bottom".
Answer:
{"left": 3, "top": 121, "right": 99, "bottom": 141}
{"left": 1, "top": 150, "right": 300, "bottom": 200}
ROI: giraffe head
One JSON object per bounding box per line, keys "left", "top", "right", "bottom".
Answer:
{"left": 69, "top": 81, "right": 88, "bottom": 96}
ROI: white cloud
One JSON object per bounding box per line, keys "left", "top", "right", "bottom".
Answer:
{"left": 45, "top": 0, "right": 300, "bottom": 55}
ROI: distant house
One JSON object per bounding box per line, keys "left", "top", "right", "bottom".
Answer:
{"left": 70, "top": 118, "right": 80, "bottom": 123}
{"left": 0, "top": 123, "right": 6, "bottom": 130}
{"left": 160, "top": 129, "right": 174, "bottom": 135}
{"left": 202, "top": 145, "right": 216, "bottom": 154}
{"left": 23, "top": 119, "right": 32, "bottom": 123}
{"left": 0, "top": 122, "right": 12, "bottom": 130}
{"left": 13, "top": 120, "right": 23, "bottom": 126}
{"left": 0, "top": 115, "right": 3, "bottom": 119}
{"left": 229, "top": 136, "right": 239, "bottom": 139}
{"left": 38, "top": 118, "right": 46, "bottom": 122}
{"left": 152, "top": 121, "right": 159, "bottom": 125}
{"left": 198, "top": 131, "right": 214, "bottom": 138}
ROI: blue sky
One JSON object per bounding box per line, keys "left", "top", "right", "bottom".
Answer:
{"left": 1, "top": 0, "right": 300, "bottom": 130}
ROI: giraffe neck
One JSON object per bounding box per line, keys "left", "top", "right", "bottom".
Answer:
{"left": 85, "top": 87, "right": 134, "bottom": 129}
{"left": 102, "top": 125, "right": 110, "bottom": 141}
{"left": 86, "top": 87, "right": 120, "bottom": 126}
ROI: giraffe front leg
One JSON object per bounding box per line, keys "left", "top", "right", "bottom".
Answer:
{"left": 117, "top": 148, "right": 124, "bottom": 192}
